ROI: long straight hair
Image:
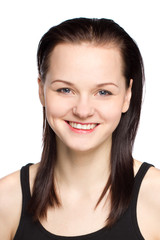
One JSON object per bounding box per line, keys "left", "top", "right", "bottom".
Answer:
{"left": 29, "top": 18, "right": 145, "bottom": 227}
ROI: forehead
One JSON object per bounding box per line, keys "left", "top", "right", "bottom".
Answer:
{"left": 46, "top": 43, "right": 124, "bottom": 84}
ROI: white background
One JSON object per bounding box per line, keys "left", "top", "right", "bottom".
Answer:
{"left": 0, "top": 0, "right": 160, "bottom": 178}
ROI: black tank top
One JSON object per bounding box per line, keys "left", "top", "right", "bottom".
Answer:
{"left": 13, "top": 162, "right": 153, "bottom": 240}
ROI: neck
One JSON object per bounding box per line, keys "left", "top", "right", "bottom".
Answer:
{"left": 55, "top": 137, "right": 111, "bottom": 194}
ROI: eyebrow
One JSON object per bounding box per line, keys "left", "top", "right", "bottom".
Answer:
{"left": 51, "top": 79, "right": 118, "bottom": 88}
{"left": 51, "top": 80, "right": 75, "bottom": 86}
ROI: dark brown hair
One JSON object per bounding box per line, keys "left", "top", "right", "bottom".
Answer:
{"left": 29, "top": 18, "right": 144, "bottom": 227}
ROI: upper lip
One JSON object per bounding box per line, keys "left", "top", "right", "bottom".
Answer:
{"left": 66, "top": 121, "right": 100, "bottom": 125}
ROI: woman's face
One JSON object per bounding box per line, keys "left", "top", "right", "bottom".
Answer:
{"left": 39, "top": 43, "right": 132, "bottom": 152}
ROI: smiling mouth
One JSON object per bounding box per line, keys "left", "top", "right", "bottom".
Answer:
{"left": 66, "top": 121, "right": 99, "bottom": 130}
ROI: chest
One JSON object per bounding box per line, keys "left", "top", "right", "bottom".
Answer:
{"left": 40, "top": 198, "right": 110, "bottom": 237}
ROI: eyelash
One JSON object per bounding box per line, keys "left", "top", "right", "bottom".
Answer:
{"left": 98, "top": 90, "right": 112, "bottom": 96}
{"left": 56, "top": 88, "right": 71, "bottom": 94}
{"left": 56, "top": 88, "right": 112, "bottom": 96}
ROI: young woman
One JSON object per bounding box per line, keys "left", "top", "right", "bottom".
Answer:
{"left": 0, "top": 18, "right": 160, "bottom": 240}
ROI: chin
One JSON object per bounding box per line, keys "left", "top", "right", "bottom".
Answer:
{"left": 67, "top": 140, "right": 106, "bottom": 153}
{"left": 66, "top": 143, "right": 94, "bottom": 152}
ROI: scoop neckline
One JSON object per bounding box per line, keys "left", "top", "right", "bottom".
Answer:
{"left": 27, "top": 163, "right": 109, "bottom": 239}
{"left": 27, "top": 162, "right": 147, "bottom": 239}
{"left": 36, "top": 221, "right": 108, "bottom": 239}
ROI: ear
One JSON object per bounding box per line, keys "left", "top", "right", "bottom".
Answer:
{"left": 122, "top": 79, "right": 133, "bottom": 113}
{"left": 38, "top": 78, "right": 45, "bottom": 106}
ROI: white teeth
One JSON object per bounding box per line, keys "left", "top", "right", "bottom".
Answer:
{"left": 69, "top": 122, "right": 97, "bottom": 130}
{"left": 77, "top": 123, "right": 81, "bottom": 129}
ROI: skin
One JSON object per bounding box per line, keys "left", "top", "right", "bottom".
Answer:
{"left": 0, "top": 43, "right": 160, "bottom": 240}
{"left": 38, "top": 43, "right": 132, "bottom": 193}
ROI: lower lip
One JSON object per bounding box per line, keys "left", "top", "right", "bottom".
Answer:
{"left": 65, "top": 121, "right": 99, "bottom": 134}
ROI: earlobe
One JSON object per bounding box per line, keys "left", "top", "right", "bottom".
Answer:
{"left": 122, "top": 79, "right": 133, "bottom": 113}
{"left": 38, "top": 78, "right": 45, "bottom": 106}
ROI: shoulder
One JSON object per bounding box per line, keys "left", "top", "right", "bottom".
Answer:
{"left": 137, "top": 162, "right": 160, "bottom": 239}
{"left": 142, "top": 164, "right": 160, "bottom": 212}
{"left": 0, "top": 170, "right": 21, "bottom": 239}
{"left": 0, "top": 163, "right": 39, "bottom": 239}
{"left": 141, "top": 164, "right": 160, "bottom": 202}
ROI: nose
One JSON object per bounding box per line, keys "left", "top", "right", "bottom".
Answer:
{"left": 72, "top": 96, "right": 94, "bottom": 119}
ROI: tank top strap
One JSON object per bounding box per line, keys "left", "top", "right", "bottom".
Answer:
{"left": 132, "top": 162, "right": 154, "bottom": 204}
{"left": 129, "top": 162, "right": 154, "bottom": 239}
{"left": 20, "top": 163, "right": 33, "bottom": 214}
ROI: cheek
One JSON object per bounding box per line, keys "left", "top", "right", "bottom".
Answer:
{"left": 97, "top": 99, "right": 124, "bottom": 123}
{"left": 45, "top": 93, "right": 72, "bottom": 119}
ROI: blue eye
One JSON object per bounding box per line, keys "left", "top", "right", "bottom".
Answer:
{"left": 57, "top": 88, "right": 71, "bottom": 94}
{"left": 98, "top": 90, "right": 112, "bottom": 96}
